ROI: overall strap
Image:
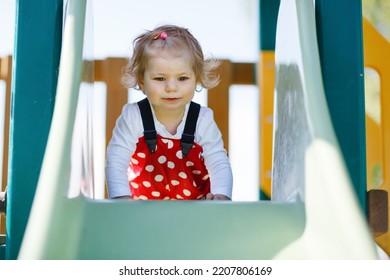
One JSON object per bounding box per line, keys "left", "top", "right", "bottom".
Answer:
{"left": 138, "top": 98, "right": 157, "bottom": 153}
{"left": 181, "top": 101, "right": 201, "bottom": 157}
{"left": 138, "top": 99, "right": 201, "bottom": 156}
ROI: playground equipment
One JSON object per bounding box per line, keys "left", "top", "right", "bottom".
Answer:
{"left": 12, "top": 0, "right": 379, "bottom": 259}
{"left": 363, "top": 18, "right": 390, "bottom": 254}
{"left": 1, "top": 0, "right": 388, "bottom": 259}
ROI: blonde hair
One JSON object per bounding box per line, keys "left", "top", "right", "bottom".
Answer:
{"left": 122, "top": 24, "right": 221, "bottom": 89}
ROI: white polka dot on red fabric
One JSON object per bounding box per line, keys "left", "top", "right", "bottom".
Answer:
{"left": 142, "top": 181, "right": 151, "bottom": 187}
{"left": 176, "top": 150, "right": 183, "bottom": 159}
{"left": 183, "top": 189, "right": 191, "bottom": 196}
{"left": 186, "top": 161, "right": 194, "bottom": 167}
{"left": 130, "top": 182, "right": 139, "bottom": 189}
{"left": 138, "top": 195, "right": 148, "bottom": 200}
{"left": 145, "top": 165, "right": 154, "bottom": 172}
{"left": 167, "top": 161, "right": 175, "bottom": 169}
{"left": 131, "top": 158, "right": 139, "bottom": 165}
{"left": 192, "top": 170, "right": 201, "bottom": 175}
{"left": 155, "top": 175, "right": 164, "bottom": 182}
{"left": 165, "top": 184, "right": 170, "bottom": 191}
{"left": 197, "top": 194, "right": 204, "bottom": 199}
{"left": 152, "top": 191, "right": 161, "bottom": 197}
{"left": 176, "top": 194, "right": 184, "bottom": 199}
{"left": 137, "top": 152, "right": 146, "bottom": 158}
{"left": 158, "top": 156, "right": 167, "bottom": 164}
{"left": 202, "top": 174, "right": 209, "bottom": 180}
{"left": 179, "top": 172, "right": 187, "bottom": 179}
{"left": 163, "top": 197, "right": 170, "bottom": 200}
{"left": 171, "top": 180, "right": 179, "bottom": 186}
{"left": 162, "top": 138, "right": 174, "bottom": 149}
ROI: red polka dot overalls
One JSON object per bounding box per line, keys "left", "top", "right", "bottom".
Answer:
{"left": 127, "top": 99, "right": 210, "bottom": 200}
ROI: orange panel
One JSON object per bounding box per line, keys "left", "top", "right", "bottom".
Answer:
{"left": 363, "top": 17, "right": 390, "bottom": 254}
{"left": 258, "top": 51, "right": 275, "bottom": 198}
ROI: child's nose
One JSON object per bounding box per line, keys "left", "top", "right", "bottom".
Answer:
{"left": 165, "top": 79, "right": 178, "bottom": 92}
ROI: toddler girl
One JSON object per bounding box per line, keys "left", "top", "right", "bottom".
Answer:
{"left": 105, "top": 25, "right": 233, "bottom": 200}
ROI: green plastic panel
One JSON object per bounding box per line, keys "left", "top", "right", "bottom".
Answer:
{"left": 38, "top": 197, "right": 305, "bottom": 259}
{"left": 6, "top": 0, "right": 63, "bottom": 259}
{"left": 315, "top": 0, "right": 367, "bottom": 212}
{"left": 259, "top": 0, "right": 280, "bottom": 51}
{"left": 271, "top": 0, "right": 376, "bottom": 259}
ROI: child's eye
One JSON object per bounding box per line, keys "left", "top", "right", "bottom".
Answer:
{"left": 154, "top": 77, "right": 165, "bottom": 81}
{"left": 178, "top": 76, "right": 189, "bottom": 81}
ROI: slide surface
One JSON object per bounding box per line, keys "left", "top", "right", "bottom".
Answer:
{"left": 271, "top": 0, "right": 377, "bottom": 259}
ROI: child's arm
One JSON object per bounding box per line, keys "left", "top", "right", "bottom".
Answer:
{"left": 105, "top": 143, "right": 133, "bottom": 198}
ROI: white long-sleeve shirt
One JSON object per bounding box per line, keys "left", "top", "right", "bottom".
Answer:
{"left": 105, "top": 101, "right": 233, "bottom": 199}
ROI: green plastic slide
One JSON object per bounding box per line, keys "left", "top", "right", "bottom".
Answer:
{"left": 18, "top": 0, "right": 378, "bottom": 259}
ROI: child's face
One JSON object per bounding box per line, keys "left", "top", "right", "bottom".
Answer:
{"left": 139, "top": 49, "right": 197, "bottom": 114}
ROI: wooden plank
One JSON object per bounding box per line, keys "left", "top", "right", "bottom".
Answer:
{"left": 94, "top": 58, "right": 128, "bottom": 198}
{"left": 0, "top": 56, "right": 12, "bottom": 235}
{"left": 231, "top": 63, "right": 256, "bottom": 85}
{"left": 94, "top": 58, "right": 128, "bottom": 152}
{"left": 207, "top": 60, "right": 231, "bottom": 153}
{"left": 367, "top": 189, "right": 388, "bottom": 237}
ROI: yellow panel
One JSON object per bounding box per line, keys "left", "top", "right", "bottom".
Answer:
{"left": 258, "top": 51, "right": 275, "bottom": 198}
{"left": 363, "top": 18, "right": 390, "bottom": 254}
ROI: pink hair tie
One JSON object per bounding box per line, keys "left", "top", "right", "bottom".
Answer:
{"left": 153, "top": 32, "right": 167, "bottom": 40}
{"left": 160, "top": 32, "right": 167, "bottom": 40}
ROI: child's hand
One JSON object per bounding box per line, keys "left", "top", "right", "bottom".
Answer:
{"left": 204, "top": 193, "right": 230, "bottom": 200}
